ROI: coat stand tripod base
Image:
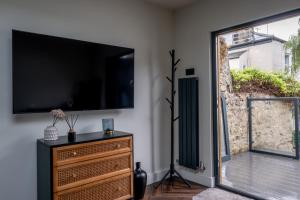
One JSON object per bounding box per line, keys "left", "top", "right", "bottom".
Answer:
{"left": 154, "top": 164, "right": 191, "bottom": 189}
{"left": 155, "top": 49, "right": 191, "bottom": 189}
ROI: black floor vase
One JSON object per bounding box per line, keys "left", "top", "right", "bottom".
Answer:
{"left": 134, "top": 162, "right": 147, "bottom": 199}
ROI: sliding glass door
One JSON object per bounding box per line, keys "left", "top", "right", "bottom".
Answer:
{"left": 212, "top": 9, "right": 300, "bottom": 200}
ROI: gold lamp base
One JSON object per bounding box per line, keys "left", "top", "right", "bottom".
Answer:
{"left": 105, "top": 130, "right": 114, "bottom": 135}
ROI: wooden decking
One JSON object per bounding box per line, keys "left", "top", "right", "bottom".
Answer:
{"left": 222, "top": 152, "right": 300, "bottom": 200}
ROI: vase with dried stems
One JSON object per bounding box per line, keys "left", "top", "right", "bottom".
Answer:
{"left": 44, "top": 109, "right": 65, "bottom": 141}
{"left": 65, "top": 114, "right": 79, "bottom": 142}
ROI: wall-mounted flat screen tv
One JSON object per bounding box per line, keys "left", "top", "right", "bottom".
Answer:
{"left": 13, "top": 30, "right": 134, "bottom": 114}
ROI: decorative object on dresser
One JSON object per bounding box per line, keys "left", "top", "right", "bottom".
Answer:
{"left": 134, "top": 162, "right": 147, "bottom": 199}
{"left": 37, "top": 131, "right": 133, "bottom": 200}
{"left": 44, "top": 109, "right": 65, "bottom": 141}
{"left": 102, "top": 118, "right": 114, "bottom": 135}
{"left": 64, "top": 114, "right": 79, "bottom": 142}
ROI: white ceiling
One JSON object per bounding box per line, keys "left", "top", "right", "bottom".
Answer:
{"left": 145, "top": 0, "right": 197, "bottom": 10}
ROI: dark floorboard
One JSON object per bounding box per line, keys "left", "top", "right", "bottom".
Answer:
{"left": 222, "top": 152, "right": 300, "bottom": 200}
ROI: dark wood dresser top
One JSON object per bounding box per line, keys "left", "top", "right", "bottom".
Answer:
{"left": 37, "top": 131, "right": 133, "bottom": 148}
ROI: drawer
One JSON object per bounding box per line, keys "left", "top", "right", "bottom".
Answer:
{"left": 54, "top": 172, "right": 133, "bottom": 200}
{"left": 53, "top": 152, "right": 132, "bottom": 192}
{"left": 53, "top": 137, "right": 132, "bottom": 166}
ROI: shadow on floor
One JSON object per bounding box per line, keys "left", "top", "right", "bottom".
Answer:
{"left": 142, "top": 178, "right": 207, "bottom": 200}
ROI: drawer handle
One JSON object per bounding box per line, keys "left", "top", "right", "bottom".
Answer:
{"left": 115, "top": 144, "right": 121, "bottom": 149}
{"left": 72, "top": 173, "right": 77, "bottom": 178}
{"left": 115, "top": 187, "right": 122, "bottom": 192}
{"left": 72, "top": 151, "right": 77, "bottom": 156}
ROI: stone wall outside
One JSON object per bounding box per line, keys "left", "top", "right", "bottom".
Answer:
{"left": 226, "top": 93, "right": 294, "bottom": 155}
{"left": 251, "top": 99, "right": 294, "bottom": 155}
{"left": 219, "top": 37, "right": 295, "bottom": 155}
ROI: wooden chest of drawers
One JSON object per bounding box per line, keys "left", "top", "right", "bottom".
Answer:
{"left": 37, "top": 131, "right": 133, "bottom": 200}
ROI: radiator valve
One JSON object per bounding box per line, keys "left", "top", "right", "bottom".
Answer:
{"left": 199, "top": 161, "right": 206, "bottom": 171}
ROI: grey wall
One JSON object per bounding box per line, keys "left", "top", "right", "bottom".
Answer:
{"left": 174, "top": 0, "right": 300, "bottom": 187}
{"left": 0, "top": 1, "right": 174, "bottom": 199}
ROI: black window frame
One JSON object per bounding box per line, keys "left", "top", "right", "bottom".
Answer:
{"left": 211, "top": 7, "right": 300, "bottom": 200}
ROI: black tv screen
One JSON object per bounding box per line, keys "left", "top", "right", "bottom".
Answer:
{"left": 13, "top": 30, "right": 134, "bottom": 114}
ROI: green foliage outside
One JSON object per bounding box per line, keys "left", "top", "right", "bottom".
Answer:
{"left": 285, "top": 28, "right": 300, "bottom": 76}
{"left": 231, "top": 68, "right": 300, "bottom": 97}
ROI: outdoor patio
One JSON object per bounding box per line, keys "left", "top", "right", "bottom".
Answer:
{"left": 222, "top": 152, "right": 300, "bottom": 200}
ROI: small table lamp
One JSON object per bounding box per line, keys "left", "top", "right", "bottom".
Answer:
{"left": 102, "top": 118, "right": 114, "bottom": 135}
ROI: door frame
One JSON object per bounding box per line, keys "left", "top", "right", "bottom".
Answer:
{"left": 211, "top": 8, "right": 300, "bottom": 199}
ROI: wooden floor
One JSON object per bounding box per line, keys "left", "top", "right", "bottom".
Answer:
{"left": 142, "top": 178, "right": 207, "bottom": 200}
{"left": 222, "top": 152, "right": 300, "bottom": 200}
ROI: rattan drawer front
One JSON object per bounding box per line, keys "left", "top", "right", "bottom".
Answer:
{"left": 53, "top": 137, "right": 132, "bottom": 166}
{"left": 54, "top": 173, "right": 132, "bottom": 200}
{"left": 54, "top": 152, "right": 132, "bottom": 192}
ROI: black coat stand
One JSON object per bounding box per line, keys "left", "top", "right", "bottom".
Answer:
{"left": 155, "top": 49, "right": 191, "bottom": 189}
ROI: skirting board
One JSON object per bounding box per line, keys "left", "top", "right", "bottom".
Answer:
{"left": 147, "top": 168, "right": 169, "bottom": 185}
{"left": 176, "top": 167, "right": 215, "bottom": 187}
{"left": 147, "top": 168, "right": 215, "bottom": 187}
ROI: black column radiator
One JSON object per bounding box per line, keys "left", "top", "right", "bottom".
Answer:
{"left": 178, "top": 77, "right": 199, "bottom": 170}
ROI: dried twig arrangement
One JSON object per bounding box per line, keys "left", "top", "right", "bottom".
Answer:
{"left": 50, "top": 109, "right": 65, "bottom": 126}
{"left": 65, "top": 114, "right": 79, "bottom": 132}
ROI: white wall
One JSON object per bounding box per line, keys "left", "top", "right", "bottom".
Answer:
{"left": 0, "top": 1, "right": 174, "bottom": 199}
{"left": 248, "top": 41, "right": 285, "bottom": 72}
{"left": 271, "top": 41, "right": 286, "bottom": 71}
{"left": 228, "top": 41, "right": 286, "bottom": 71}
{"left": 175, "top": 0, "right": 300, "bottom": 187}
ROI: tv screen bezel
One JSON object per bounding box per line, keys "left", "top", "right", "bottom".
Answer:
{"left": 12, "top": 29, "right": 135, "bottom": 114}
